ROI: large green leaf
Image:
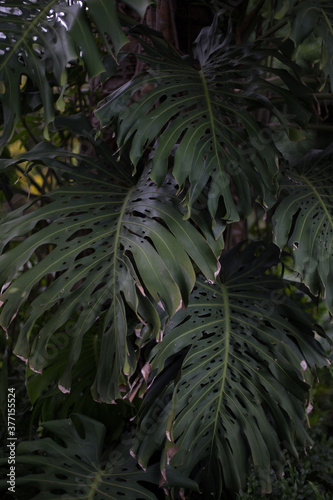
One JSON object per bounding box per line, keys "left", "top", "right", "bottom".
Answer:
{"left": 0, "top": 142, "right": 222, "bottom": 402}
{"left": 0, "top": 0, "right": 150, "bottom": 148}
{"left": 96, "top": 19, "right": 311, "bottom": 223}
{"left": 0, "top": 414, "right": 160, "bottom": 499}
{"left": 131, "top": 243, "right": 328, "bottom": 496}
{"left": 25, "top": 324, "right": 135, "bottom": 434}
{"left": 273, "top": 144, "right": 333, "bottom": 311}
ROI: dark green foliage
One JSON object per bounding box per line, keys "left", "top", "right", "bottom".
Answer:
{"left": 96, "top": 20, "right": 310, "bottom": 222}
{"left": 0, "top": 1, "right": 332, "bottom": 498}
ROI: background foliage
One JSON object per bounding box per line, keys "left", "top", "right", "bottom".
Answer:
{"left": 0, "top": 1, "right": 332, "bottom": 498}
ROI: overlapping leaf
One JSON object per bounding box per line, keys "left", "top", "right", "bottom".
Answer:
{"left": 0, "top": 143, "right": 222, "bottom": 402}
{"left": 96, "top": 19, "right": 311, "bottom": 223}
{"left": 0, "top": 0, "right": 149, "bottom": 148}
{"left": 131, "top": 243, "right": 328, "bottom": 496}
{"left": 0, "top": 414, "right": 160, "bottom": 499}
{"left": 273, "top": 144, "right": 333, "bottom": 311}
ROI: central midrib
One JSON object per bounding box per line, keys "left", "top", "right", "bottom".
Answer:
{"left": 209, "top": 282, "right": 230, "bottom": 462}
{"left": 112, "top": 187, "right": 135, "bottom": 309}
{"left": 199, "top": 69, "right": 221, "bottom": 171}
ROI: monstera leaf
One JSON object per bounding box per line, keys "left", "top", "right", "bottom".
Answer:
{"left": 273, "top": 144, "right": 333, "bottom": 311}
{"left": 130, "top": 243, "right": 328, "bottom": 496}
{"left": 0, "top": 0, "right": 149, "bottom": 148}
{"left": 0, "top": 414, "right": 160, "bottom": 499}
{"left": 0, "top": 142, "right": 222, "bottom": 402}
{"left": 96, "top": 18, "right": 311, "bottom": 222}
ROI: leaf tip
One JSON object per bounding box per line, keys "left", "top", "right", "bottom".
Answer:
{"left": 15, "top": 354, "right": 28, "bottom": 364}
{"left": 58, "top": 384, "right": 71, "bottom": 394}
{"left": 160, "top": 468, "right": 167, "bottom": 486}
{"left": 175, "top": 299, "right": 183, "bottom": 314}
{"left": 306, "top": 402, "right": 313, "bottom": 414}
{"left": 167, "top": 443, "right": 178, "bottom": 464}
{"left": 1, "top": 325, "right": 8, "bottom": 339}
{"left": 30, "top": 364, "right": 43, "bottom": 374}
{"left": 141, "top": 362, "right": 151, "bottom": 382}
{"left": 1, "top": 281, "right": 11, "bottom": 294}
{"left": 138, "top": 461, "right": 147, "bottom": 472}
{"left": 157, "top": 300, "right": 165, "bottom": 311}
{"left": 300, "top": 360, "right": 307, "bottom": 370}
{"left": 214, "top": 260, "right": 221, "bottom": 279}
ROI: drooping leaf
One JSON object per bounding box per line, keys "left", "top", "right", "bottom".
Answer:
{"left": 0, "top": 414, "right": 160, "bottom": 499}
{"left": 25, "top": 324, "right": 135, "bottom": 438}
{"left": 273, "top": 144, "right": 333, "bottom": 311}
{"left": 96, "top": 18, "right": 311, "bottom": 222}
{"left": 0, "top": 0, "right": 149, "bottom": 148}
{"left": 0, "top": 142, "right": 222, "bottom": 402}
{"left": 131, "top": 243, "right": 328, "bottom": 496}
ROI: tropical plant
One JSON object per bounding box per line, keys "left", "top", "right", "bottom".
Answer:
{"left": 0, "top": 1, "right": 332, "bottom": 498}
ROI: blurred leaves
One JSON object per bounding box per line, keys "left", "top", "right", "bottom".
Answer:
{"left": 0, "top": 0, "right": 150, "bottom": 148}
{"left": 290, "top": 0, "right": 333, "bottom": 91}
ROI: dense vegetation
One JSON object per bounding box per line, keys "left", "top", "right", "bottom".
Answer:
{"left": 0, "top": 1, "right": 332, "bottom": 498}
